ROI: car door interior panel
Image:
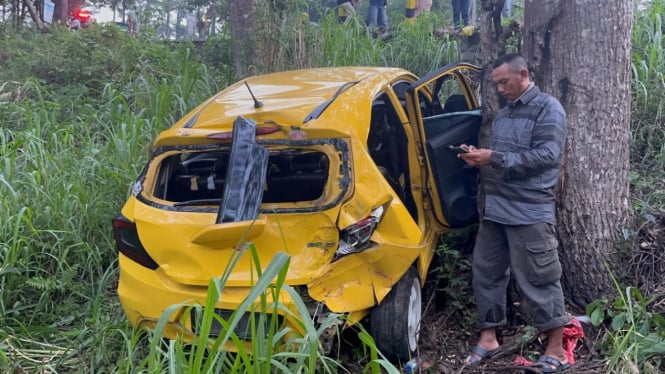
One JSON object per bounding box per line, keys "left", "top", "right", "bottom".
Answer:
{"left": 423, "top": 110, "right": 481, "bottom": 228}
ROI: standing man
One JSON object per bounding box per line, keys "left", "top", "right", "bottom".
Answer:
{"left": 337, "top": 0, "right": 357, "bottom": 23}
{"left": 451, "top": 0, "right": 470, "bottom": 29}
{"left": 459, "top": 54, "right": 571, "bottom": 373}
{"left": 70, "top": 16, "right": 81, "bottom": 30}
{"left": 366, "top": 0, "right": 389, "bottom": 32}
{"left": 127, "top": 7, "right": 139, "bottom": 37}
{"left": 415, "top": 0, "right": 433, "bottom": 17}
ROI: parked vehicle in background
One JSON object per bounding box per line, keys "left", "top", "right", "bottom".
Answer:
{"left": 71, "top": 8, "right": 93, "bottom": 28}
{"left": 112, "top": 63, "right": 482, "bottom": 360}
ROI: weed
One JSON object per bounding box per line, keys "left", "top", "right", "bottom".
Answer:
{"left": 586, "top": 273, "right": 665, "bottom": 373}
{"left": 0, "top": 0, "right": 663, "bottom": 371}
{"left": 427, "top": 226, "right": 477, "bottom": 327}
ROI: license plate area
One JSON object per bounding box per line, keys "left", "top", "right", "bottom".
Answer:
{"left": 190, "top": 308, "right": 285, "bottom": 340}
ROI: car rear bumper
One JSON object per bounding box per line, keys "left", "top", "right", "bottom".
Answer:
{"left": 117, "top": 254, "right": 307, "bottom": 340}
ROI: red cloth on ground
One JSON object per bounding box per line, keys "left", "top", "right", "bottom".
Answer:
{"left": 514, "top": 356, "right": 533, "bottom": 366}
{"left": 562, "top": 317, "right": 585, "bottom": 365}
{"left": 513, "top": 317, "right": 585, "bottom": 366}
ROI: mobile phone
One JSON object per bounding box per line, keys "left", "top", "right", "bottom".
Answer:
{"left": 448, "top": 144, "right": 470, "bottom": 154}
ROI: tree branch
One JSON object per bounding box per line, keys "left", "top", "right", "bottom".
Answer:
{"left": 24, "top": 0, "right": 46, "bottom": 31}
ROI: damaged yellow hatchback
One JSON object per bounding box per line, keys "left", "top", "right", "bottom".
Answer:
{"left": 112, "top": 62, "right": 481, "bottom": 360}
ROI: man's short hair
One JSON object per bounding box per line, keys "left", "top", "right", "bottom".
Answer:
{"left": 492, "top": 53, "right": 529, "bottom": 73}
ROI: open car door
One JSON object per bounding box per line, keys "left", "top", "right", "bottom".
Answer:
{"left": 406, "top": 62, "right": 482, "bottom": 228}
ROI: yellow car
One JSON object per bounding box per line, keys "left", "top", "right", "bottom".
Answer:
{"left": 112, "top": 62, "right": 481, "bottom": 360}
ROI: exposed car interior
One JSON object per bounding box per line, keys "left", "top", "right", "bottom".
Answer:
{"left": 153, "top": 149, "right": 330, "bottom": 205}
{"left": 368, "top": 94, "right": 417, "bottom": 220}
{"left": 369, "top": 76, "right": 481, "bottom": 228}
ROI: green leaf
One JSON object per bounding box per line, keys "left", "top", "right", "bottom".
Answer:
{"left": 611, "top": 312, "right": 627, "bottom": 331}
{"left": 637, "top": 334, "right": 665, "bottom": 362}
{"left": 590, "top": 306, "right": 605, "bottom": 327}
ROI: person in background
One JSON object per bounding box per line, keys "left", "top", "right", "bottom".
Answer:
{"left": 70, "top": 16, "right": 81, "bottom": 30}
{"left": 366, "top": 0, "right": 389, "bottom": 32}
{"left": 415, "top": 0, "right": 433, "bottom": 17}
{"left": 459, "top": 53, "right": 571, "bottom": 373}
{"left": 337, "top": 0, "right": 358, "bottom": 23}
{"left": 127, "top": 7, "right": 139, "bottom": 37}
{"left": 185, "top": 13, "right": 196, "bottom": 38}
{"left": 502, "top": 0, "right": 512, "bottom": 18}
{"left": 451, "top": 0, "right": 470, "bottom": 29}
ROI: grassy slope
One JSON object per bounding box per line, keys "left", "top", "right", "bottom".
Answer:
{"left": 0, "top": 1, "right": 663, "bottom": 371}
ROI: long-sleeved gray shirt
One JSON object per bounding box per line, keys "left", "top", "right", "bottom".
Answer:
{"left": 480, "top": 85, "right": 567, "bottom": 225}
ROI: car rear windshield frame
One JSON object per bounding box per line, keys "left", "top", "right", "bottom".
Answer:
{"left": 132, "top": 138, "right": 351, "bottom": 214}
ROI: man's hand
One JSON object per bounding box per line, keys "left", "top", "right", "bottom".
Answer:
{"left": 459, "top": 145, "right": 492, "bottom": 168}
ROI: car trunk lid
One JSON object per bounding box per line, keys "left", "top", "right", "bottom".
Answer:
{"left": 128, "top": 116, "right": 351, "bottom": 286}
{"left": 133, "top": 208, "right": 340, "bottom": 286}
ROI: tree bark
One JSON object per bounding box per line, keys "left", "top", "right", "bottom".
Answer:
{"left": 23, "top": 0, "right": 46, "bottom": 30}
{"left": 478, "top": 0, "right": 506, "bottom": 147}
{"left": 228, "top": 0, "right": 257, "bottom": 78}
{"left": 54, "top": 0, "right": 68, "bottom": 25}
{"left": 13, "top": 0, "right": 22, "bottom": 28}
{"left": 523, "top": 0, "right": 633, "bottom": 309}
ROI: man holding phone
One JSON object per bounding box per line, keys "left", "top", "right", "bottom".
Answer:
{"left": 458, "top": 54, "right": 571, "bottom": 373}
{"left": 449, "top": 144, "right": 470, "bottom": 154}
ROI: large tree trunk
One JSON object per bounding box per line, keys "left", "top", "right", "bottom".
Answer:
{"left": 228, "top": 0, "right": 257, "bottom": 78}
{"left": 54, "top": 0, "right": 68, "bottom": 25}
{"left": 523, "top": 0, "right": 633, "bottom": 309}
{"left": 12, "top": 0, "right": 19, "bottom": 28}
{"left": 478, "top": 0, "right": 506, "bottom": 147}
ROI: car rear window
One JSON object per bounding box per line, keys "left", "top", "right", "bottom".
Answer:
{"left": 151, "top": 148, "right": 330, "bottom": 205}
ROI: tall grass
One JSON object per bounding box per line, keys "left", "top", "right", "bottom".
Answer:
{"left": 0, "top": 1, "right": 664, "bottom": 372}
{"left": 587, "top": 269, "right": 665, "bottom": 373}
{"left": 210, "top": 2, "right": 461, "bottom": 75}
{"left": 0, "top": 28, "right": 229, "bottom": 372}
{"left": 630, "top": 0, "right": 665, "bottom": 211}
{"left": 0, "top": 82, "right": 132, "bottom": 372}
{"left": 313, "top": 11, "right": 460, "bottom": 75}
{"left": 131, "top": 243, "right": 398, "bottom": 373}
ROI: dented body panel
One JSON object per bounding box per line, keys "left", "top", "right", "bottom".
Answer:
{"left": 114, "top": 64, "right": 482, "bottom": 348}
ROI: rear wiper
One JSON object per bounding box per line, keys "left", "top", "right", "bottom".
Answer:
{"left": 303, "top": 81, "right": 360, "bottom": 123}
{"left": 174, "top": 199, "right": 221, "bottom": 207}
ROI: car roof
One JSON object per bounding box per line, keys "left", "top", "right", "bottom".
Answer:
{"left": 155, "top": 66, "right": 415, "bottom": 145}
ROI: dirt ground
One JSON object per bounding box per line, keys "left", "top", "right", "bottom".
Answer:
{"left": 339, "top": 299, "right": 606, "bottom": 373}
{"left": 339, "top": 211, "right": 665, "bottom": 373}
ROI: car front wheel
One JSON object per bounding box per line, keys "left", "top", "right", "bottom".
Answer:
{"left": 369, "top": 266, "right": 422, "bottom": 361}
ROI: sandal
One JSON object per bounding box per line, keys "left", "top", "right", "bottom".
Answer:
{"left": 530, "top": 355, "right": 572, "bottom": 373}
{"left": 463, "top": 345, "right": 501, "bottom": 366}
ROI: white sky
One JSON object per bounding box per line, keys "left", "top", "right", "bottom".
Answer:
{"left": 85, "top": 5, "right": 119, "bottom": 23}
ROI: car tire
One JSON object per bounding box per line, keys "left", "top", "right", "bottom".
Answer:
{"left": 369, "top": 266, "right": 422, "bottom": 361}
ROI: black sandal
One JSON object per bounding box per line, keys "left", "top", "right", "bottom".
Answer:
{"left": 463, "top": 345, "right": 501, "bottom": 366}
{"left": 530, "top": 355, "right": 571, "bottom": 373}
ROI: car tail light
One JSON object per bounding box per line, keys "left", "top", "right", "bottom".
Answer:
{"left": 334, "top": 205, "right": 386, "bottom": 261}
{"left": 112, "top": 215, "right": 158, "bottom": 270}
{"left": 75, "top": 10, "right": 91, "bottom": 21}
